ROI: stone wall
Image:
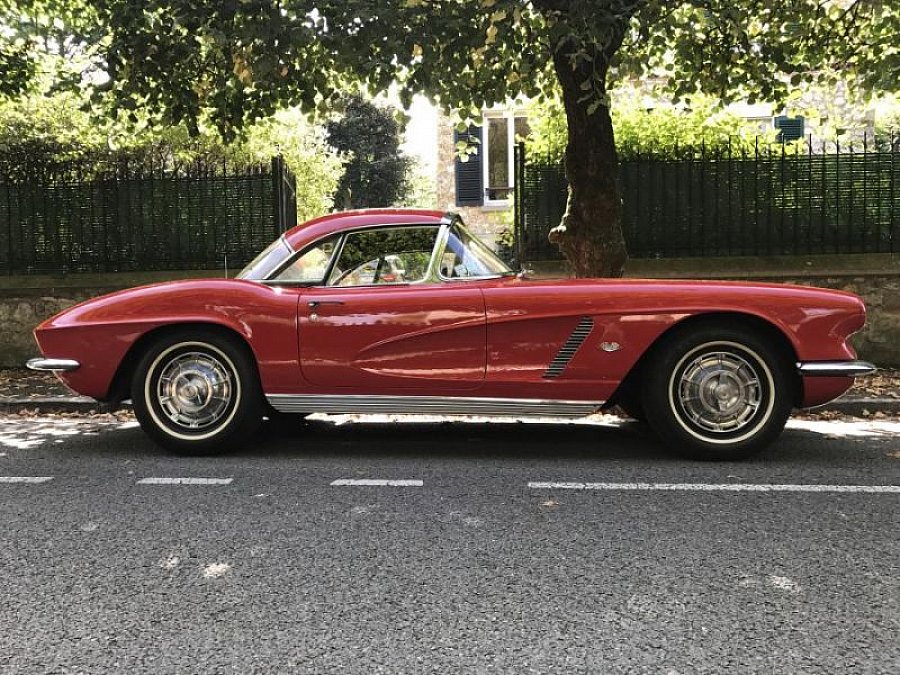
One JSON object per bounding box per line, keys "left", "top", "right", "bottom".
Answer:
{"left": 2, "top": 255, "right": 898, "bottom": 368}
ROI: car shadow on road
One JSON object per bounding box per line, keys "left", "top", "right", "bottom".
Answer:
{"left": 1, "top": 413, "right": 896, "bottom": 468}
{"left": 245, "top": 414, "right": 899, "bottom": 468}
{"left": 253, "top": 414, "right": 670, "bottom": 462}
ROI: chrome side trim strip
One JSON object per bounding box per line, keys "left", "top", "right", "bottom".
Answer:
{"left": 26, "top": 358, "right": 80, "bottom": 372}
{"left": 266, "top": 394, "right": 604, "bottom": 418}
{"left": 797, "top": 360, "right": 877, "bottom": 377}
{"left": 543, "top": 317, "right": 594, "bottom": 379}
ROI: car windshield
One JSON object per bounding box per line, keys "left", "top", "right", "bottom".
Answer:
{"left": 236, "top": 236, "right": 293, "bottom": 280}
{"left": 439, "top": 224, "right": 512, "bottom": 278}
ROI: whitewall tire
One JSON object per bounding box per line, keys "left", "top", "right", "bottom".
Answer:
{"left": 642, "top": 323, "right": 793, "bottom": 460}
{"left": 131, "top": 328, "right": 263, "bottom": 455}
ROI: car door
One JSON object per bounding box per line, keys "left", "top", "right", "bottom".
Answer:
{"left": 298, "top": 224, "right": 487, "bottom": 391}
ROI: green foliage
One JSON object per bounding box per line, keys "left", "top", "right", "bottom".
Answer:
{"left": 1, "top": 1, "right": 894, "bottom": 143}
{"left": 2, "top": 0, "right": 894, "bottom": 155}
{"left": 494, "top": 226, "right": 518, "bottom": 268}
{"left": 619, "top": 2, "right": 898, "bottom": 108}
{"left": 242, "top": 108, "right": 343, "bottom": 221}
{"left": 396, "top": 158, "right": 437, "bottom": 209}
{"left": 0, "top": 92, "right": 342, "bottom": 219}
{"left": 613, "top": 93, "right": 778, "bottom": 157}
{"left": 325, "top": 96, "right": 411, "bottom": 209}
{"left": 0, "top": 42, "right": 34, "bottom": 97}
{"left": 525, "top": 88, "right": 782, "bottom": 163}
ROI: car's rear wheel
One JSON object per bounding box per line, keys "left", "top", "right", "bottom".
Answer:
{"left": 131, "top": 328, "right": 263, "bottom": 455}
{"left": 642, "top": 323, "right": 793, "bottom": 460}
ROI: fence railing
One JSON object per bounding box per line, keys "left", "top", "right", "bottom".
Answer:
{"left": 514, "top": 135, "right": 899, "bottom": 262}
{"left": 0, "top": 156, "right": 297, "bottom": 276}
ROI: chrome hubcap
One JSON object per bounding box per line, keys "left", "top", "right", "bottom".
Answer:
{"left": 676, "top": 351, "right": 762, "bottom": 433}
{"left": 157, "top": 351, "right": 233, "bottom": 430}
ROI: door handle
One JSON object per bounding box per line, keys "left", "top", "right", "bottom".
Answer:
{"left": 307, "top": 299, "right": 345, "bottom": 308}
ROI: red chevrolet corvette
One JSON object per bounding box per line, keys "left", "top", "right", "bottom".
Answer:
{"left": 28, "top": 209, "right": 874, "bottom": 459}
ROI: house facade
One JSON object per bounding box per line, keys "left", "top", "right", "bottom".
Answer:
{"left": 435, "top": 106, "right": 529, "bottom": 247}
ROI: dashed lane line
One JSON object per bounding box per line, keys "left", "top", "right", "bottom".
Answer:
{"left": 4, "top": 476, "right": 897, "bottom": 493}
{"left": 527, "top": 482, "right": 900, "bottom": 494}
{"left": 136, "top": 477, "right": 233, "bottom": 485}
{"left": 0, "top": 476, "right": 53, "bottom": 484}
{"left": 330, "top": 479, "right": 424, "bottom": 487}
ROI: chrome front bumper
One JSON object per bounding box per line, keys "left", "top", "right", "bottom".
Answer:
{"left": 797, "top": 360, "right": 877, "bottom": 377}
{"left": 26, "top": 358, "right": 80, "bottom": 372}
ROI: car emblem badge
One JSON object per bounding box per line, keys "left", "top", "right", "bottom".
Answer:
{"left": 600, "top": 342, "right": 621, "bottom": 352}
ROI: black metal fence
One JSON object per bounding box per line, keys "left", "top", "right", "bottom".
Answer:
{"left": 0, "top": 156, "right": 297, "bottom": 275}
{"left": 514, "top": 135, "right": 899, "bottom": 261}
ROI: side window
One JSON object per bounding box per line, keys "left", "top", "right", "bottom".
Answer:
{"left": 328, "top": 226, "right": 439, "bottom": 287}
{"left": 273, "top": 234, "right": 340, "bottom": 283}
{"left": 439, "top": 224, "right": 510, "bottom": 278}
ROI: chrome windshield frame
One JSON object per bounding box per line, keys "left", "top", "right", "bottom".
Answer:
{"left": 236, "top": 234, "right": 295, "bottom": 281}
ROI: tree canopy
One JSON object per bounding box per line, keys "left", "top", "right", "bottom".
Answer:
{"left": 2, "top": 0, "right": 896, "bottom": 275}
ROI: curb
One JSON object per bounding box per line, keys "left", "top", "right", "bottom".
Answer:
{"left": 1, "top": 396, "right": 898, "bottom": 417}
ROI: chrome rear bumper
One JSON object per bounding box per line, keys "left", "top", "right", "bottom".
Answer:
{"left": 797, "top": 360, "right": 877, "bottom": 377}
{"left": 26, "top": 358, "right": 80, "bottom": 372}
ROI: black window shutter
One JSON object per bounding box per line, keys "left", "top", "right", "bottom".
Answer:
{"left": 774, "top": 115, "right": 804, "bottom": 142}
{"left": 454, "top": 125, "right": 483, "bottom": 206}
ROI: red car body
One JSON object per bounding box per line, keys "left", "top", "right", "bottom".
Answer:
{"left": 32, "top": 209, "right": 867, "bottom": 413}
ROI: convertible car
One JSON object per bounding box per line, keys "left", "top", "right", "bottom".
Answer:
{"left": 28, "top": 209, "right": 875, "bottom": 460}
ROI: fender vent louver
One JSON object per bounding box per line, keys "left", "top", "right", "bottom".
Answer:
{"left": 543, "top": 316, "right": 594, "bottom": 379}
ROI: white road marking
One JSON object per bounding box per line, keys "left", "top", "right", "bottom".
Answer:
{"left": 330, "top": 479, "right": 423, "bottom": 487}
{"left": 0, "top": 476, "right": 53, "bottom": 484}
{"left": 137, "top": 477, "right": 233, "bottom": 485}
{"left": 527, "top": 482, "right": 900, "bottom": 494}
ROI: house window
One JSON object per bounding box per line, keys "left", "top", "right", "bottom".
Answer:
{"left": 482, "top": 110, "right": 529, "bottom": 205}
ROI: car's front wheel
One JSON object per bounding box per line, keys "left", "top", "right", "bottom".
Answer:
{"left": 131, "top": 329, "right": 263, "bottom": 455}
{"left": 642, "top": 323, "right": 793, "bottom": 460}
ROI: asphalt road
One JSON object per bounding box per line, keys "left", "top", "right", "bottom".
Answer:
{"left": 1, "top": 413, "right": 898, "bottom": 675}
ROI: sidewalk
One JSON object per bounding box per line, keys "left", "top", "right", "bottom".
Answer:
{"left": 2, "top": 368, "right": 898, "bottom": 417}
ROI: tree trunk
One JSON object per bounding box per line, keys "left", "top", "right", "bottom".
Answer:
{"left": 549, "top": 46, "right": 627, "bottom": 278}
